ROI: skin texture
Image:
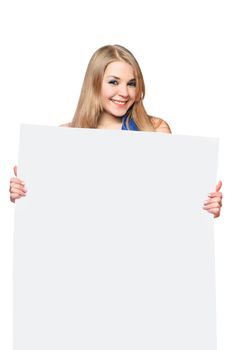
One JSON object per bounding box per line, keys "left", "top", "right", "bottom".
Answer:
{"left": 97, "top": 61, "right": 136, "bottom": 129}
{"left": 203, "top": 180, "right": 223, "bottom": 218}
{"left": 10, "top": 166, "right": 27, "bottom": 203}
{"left": 9, "top": 61, "right": 223, "bottom": 217}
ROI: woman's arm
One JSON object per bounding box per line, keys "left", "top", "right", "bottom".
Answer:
{"left": 150, "top": 117, "right": 172, "bottom": 133}
{"left": 59, "top": 123, "right": 71, "bottom": 127}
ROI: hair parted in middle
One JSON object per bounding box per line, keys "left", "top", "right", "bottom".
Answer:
{"left": 71, "top": 44, "right": 162, "bottom": 131}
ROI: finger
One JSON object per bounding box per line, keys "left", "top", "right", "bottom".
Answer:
{"left": 215, "top": 180, "right": 222, "bottom": 192}
{"left": 9, "top": 183, "right": 27, "bottom": 193}
{"left": 10, "top": 193, "right": 23, "bottom": 203}
{"left": 206, "top": 208, "right": 220, "bottom": 217}
{"left": 14, "top": 165, "right": 18, "bottom": 177}
{"left": 203, "top": 202, "right": 221, "bottom": 210}
{"left": 10, "top": 177, "right": 25, "bottom": 186}
{"left": 10, "top": 192, "right": 21, "bottom": 200}
{"left": 204, "top": 197, "right": 222, "bottom": 205}
{"left": 10, "top": 196, "right": 16, "bottom": 203}
{"left": 208, "top": 192, "right": 223, "bottom": 198}
{"left": 10, "top": 187, "right": 26, "bottom": 197}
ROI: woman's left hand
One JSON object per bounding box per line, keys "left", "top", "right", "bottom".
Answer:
{"left": 203, "top": 180, "right": 223, "bottom": 218}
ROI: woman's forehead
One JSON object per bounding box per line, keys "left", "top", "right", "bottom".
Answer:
{"left": 104, "top": 61, "right": 135, "bottom": 78}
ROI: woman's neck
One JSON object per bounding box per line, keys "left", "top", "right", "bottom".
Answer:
{"left": 97, "top": 113, "right": 123, "bottom": 129}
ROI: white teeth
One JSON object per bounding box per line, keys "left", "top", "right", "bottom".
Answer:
{"left": 111, "top": 100, "right": 127, "bottom": 105}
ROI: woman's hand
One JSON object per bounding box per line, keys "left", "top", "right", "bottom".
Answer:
{"left": 203, "top": 180, "right": 223, "bottom": 218}
{"left": 9, "top": 166, "right": 27, "bottom": 203}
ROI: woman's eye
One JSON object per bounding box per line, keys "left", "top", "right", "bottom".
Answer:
{"left": 108, "top": 80, "right": 136, "bottom": 87}
{"left": 108, "top": 80, "right": 118, "bottom": 85}
{"left": 128, "top": 81, "right": 136, "bottom": 87}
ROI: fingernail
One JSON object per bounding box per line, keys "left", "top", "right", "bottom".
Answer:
{"left": 204, "top": 200, "right": 208, "bottom": 205}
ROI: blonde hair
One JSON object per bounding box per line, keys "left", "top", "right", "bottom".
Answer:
{"left": 70, "top": 44, "right": 161, "bottom": 131}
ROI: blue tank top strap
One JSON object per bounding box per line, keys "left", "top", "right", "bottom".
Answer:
{"left": 121, "top": 114, "right": 138, "bottom": 131}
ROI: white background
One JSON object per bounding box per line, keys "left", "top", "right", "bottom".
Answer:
{"left": 0, "top": 0, "right": 232, "bottom": 349}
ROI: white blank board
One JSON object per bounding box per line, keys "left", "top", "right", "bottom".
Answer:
{"left": 14, "top": 125, "right": 218, "bottom": 350}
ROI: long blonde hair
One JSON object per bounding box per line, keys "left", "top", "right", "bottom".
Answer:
{"left": 70, "top": 44, "right": 160, "bottom": 131}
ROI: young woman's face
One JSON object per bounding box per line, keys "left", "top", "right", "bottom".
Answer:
{"left": 101, "top": 61, "right": 136, "bottom": 118}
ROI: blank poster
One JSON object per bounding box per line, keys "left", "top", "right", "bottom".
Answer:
{"left": 14, "top": 125, "right": 218, "bottom": 350}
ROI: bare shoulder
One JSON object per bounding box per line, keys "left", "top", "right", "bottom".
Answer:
{"left": 59, "top": 122, "right": 71, "bottom": 127}
{"left": 150, "top": 116, "right": 172, "bottom": 134}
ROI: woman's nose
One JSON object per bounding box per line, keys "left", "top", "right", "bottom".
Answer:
{"left": 118, "top": 84, "right": 129, "bottom": 97}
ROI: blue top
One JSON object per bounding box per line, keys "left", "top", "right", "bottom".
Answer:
{"left": 121, "top": 114, "right": 138, "bottom": 131}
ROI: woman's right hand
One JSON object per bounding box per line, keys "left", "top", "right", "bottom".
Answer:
{"left": 9, "top": 166, "right": 27, "bottom": 203}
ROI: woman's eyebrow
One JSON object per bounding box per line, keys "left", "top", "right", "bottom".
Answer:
{"left": 107, "top": 76, "right": 135, "bottom": 81}
{"left": 107, "top": 75, "right": 120, "bottom": 80}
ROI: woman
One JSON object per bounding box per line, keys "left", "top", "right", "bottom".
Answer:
{"left": 9, "top": 44, "right": 223, "bottom": 217}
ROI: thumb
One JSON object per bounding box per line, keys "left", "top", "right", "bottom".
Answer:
{"left": 13, "top": 165, "right": 18, "bottom": 177}
{"left": 216, "top": 180, "right": 222, "bottom": 192}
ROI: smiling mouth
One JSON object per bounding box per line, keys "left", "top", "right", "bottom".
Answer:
{"left": 111, "top": 99, "right": 128, "bottom": 105}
